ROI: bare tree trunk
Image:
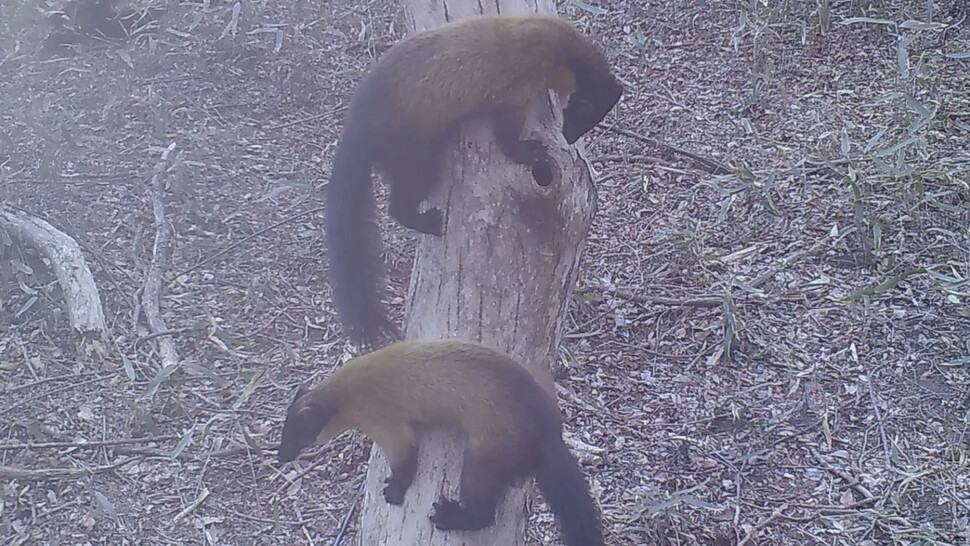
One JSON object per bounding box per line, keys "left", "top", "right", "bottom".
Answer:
{"left": 358, "top": 0, "right": 598, "bottom": 544}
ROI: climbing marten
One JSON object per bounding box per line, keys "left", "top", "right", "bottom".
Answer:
{"left": 325, "top": 14, "right": 623, "bottom": 349}
{"left": 278, "top": 340, "right": 604, "bottom": 546}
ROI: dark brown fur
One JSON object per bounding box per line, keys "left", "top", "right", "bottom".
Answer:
{"left": 44, "top": 0, "right": 160, "bottom": 53}
{"left": 278, "top": 340, "right": 604, "bottom": 546}
{"left": 324, "top": 15, "right": 623, "bottom": 349}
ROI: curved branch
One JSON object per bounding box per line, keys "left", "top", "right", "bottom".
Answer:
{"left": 140, "top": 142, "right": 181, "bottom": 372}
{"left": 0, "top": 205, "right": 108, "bottom": 358}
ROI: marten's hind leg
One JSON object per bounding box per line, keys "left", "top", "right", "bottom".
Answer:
{"left": 430, "top": 447, "right": 522, "bottom": 531}
{"left": 382, "top": 139, "right": 446, "bottom": 236}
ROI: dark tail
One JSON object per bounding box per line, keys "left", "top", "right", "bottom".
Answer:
{"left": 324, "top": 125, "right": 400, "bottom": 349}
{"left": 536, "top": 429, "right": 604, "bottom": 546}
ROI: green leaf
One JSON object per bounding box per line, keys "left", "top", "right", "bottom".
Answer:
{"left": 844, "top": 269, "right": 926, "bottom": 301}
{"left": 233, "top": 369, "right": 266, "bottom": 410}
{"left": 873, "top": 135, "right": 921, "bottom": 157}
{"left": 941, "top": 356, "right": 970, "bottom": 367}
{"left": 840, "top": 17, "right": 895, "bottom": 26}
{"left": 182, "top": 360, "right": 226, "bottom": 386}
{"left": 93, "top": 490, "right": 119, "bottom": 524}
{"left": 898, "top": 20, "right": 945, "bottom": 31}
{"left": 136, "top": 406, "right": 161, "bottom": 436}
{"left": 14, "top": 296, "right": 38, "bottom": 318}
{"left": 864, "top": 128, "right": 886, "bottom": 153}
{"left": 242, "top": 427, "right": 263, "bottom": 456}
{"left": 122, "top": 354, "right": 136, "bottom": 381}
{"left": 10, "top": 258, "right": 33, "bottom": 275}
{"left": 201, "top": 414, "right": 228, "bottom": 439}
{"left": 170, "top": 424, "right": 195, "bottom": 459}
{"left": 140, "top": 361, "right": 180, "bottom": 400}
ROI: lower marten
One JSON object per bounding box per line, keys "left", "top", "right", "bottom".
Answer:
{"left": 325, "top": 14, "right": 623, "bottom": 349}
{"left": 278, "top": 340, "right": 604, "bottom": 546}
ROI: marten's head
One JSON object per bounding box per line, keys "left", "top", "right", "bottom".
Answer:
{"left": 562, "top": 60, "right": 622, "bottom": 144}
{"left": 278, "top": 386, "right": 338, "bottom": 463}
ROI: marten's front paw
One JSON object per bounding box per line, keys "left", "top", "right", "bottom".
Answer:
{"left": 421, "top": 207, "right": 444, "bottom": 236}
{"left": 429, "top": 498, "right": 464, "bottom": 529}
{"left": 382, "top": 477, "right": 406, "bottom": 505}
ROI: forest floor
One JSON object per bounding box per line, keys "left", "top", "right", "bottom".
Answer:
{"left": 2, "top": 0, "right": 969, "bottom": 544}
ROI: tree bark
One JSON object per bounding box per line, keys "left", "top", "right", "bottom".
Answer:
{"left": 358, "top": 1, "right": 597, "bottom": 544}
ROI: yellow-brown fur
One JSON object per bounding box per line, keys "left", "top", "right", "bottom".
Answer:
{"left": 378, "top": 16, "right": 583, "bottom": 139}
{"left": 304, "top": 342, "right": 541, "bottom": 463}
{"left": 324, "top": 15, "right": 623, "bottom": 350}
{"left": 278, "top": 340, "right": 603, "bottom": 546}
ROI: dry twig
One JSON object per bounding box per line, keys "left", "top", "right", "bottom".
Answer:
{"left": 611, "top": 126, "right": 733, "bottom": 175}
{"left": 748, "top": 240, "right": 827, "bottom": 289}
{"left": 173, "top": 488, "right": 211, "bottom": 524}
{"left": 0, "top": 457, "right": 137, "bottom": 481}
{"left": 583, "top": 283, "right": 722, "bottom": 308}
{"left": 0, "top": 434, "right": 178, "bottom": 451}
{"left": 333, "top": 483, "right": 365, "bottom": 546}
{"left": 737, "top": 505, "right": 788, "bottom": 546}
{"left": 141, "top": 142, "right": 181, "bottom": 370}
{"left": 0, "top": 375, "right": 110, "bottom": 417}
{"left": 168, "top": 205, "right": 326, "bottom": 284}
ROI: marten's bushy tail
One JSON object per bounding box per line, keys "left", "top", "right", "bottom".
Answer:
{"left": 324, "top": 126, "right": 400, "bottom": 349}
{"left": 536, "top": 429, "right": 604, "bottom": 546}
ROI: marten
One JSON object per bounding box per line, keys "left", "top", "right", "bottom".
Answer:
{"left": 278, "top": 340, "right": 604, "bottom": 546}
{"left": 44, "top": 0, "right": 160, "bottom": 54}
{"left": 325, "top": 14, "right": 623, "bottom": 349}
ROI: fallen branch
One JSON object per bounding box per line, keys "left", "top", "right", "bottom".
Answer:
{"left": 864, "top": 370, "right": 894, "bottom": 471}
{"left": 0, "top": 205, "right": 108, "bottom": 358}
{"left": 592, "top": 154, "right": 674, "bottom": 167}
{"left": 582, "top": 284, "right": 722, "bottom": 308}
{"left": 611, "top": 126, "right": 733, "bottom": 175}
{"left": 168, "top": 205, "right": 325, "bottom": 285}
{"left": 333, "top": 483, "right": 365, "bottom": 546}
{"left": 0, "top": 466, "right": 91, "bottom": 480}
{"left": 811, "top": 448, "right": 876, "bottom": 504}
{"left": 0, "top": 434, "right": 178, "bottom": 451}
{"left": 0, "top": 457, "right": 137, "bottom": 481}
{"left": 173, "top": 487, "right": 210, "bottom": 524}
{"left": 134, "top": 325, "right": 201, "bottom": 351}
{"left": 617, "top": 289, "right": 722, "bottom": 307}
{"left": 4, "top": 372, "right": 98, "bottom": 395}
{"left": 585, "top": 240, "right": 828, "bottom": 311}
{"left": 0, "top": 375, "right": 111, "bottom": 417}
{"left": 748, "top": 240, "right": 827, "bottom": 290}
{"left": 141, "top": 142, "right": 181, "bottom": 370}
{"left": 737, "top": 504, "right": 787, "bottom": 546}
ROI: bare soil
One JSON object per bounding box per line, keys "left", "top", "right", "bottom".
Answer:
{"left": 1, "top": 0, "right": 969, "bottom": 545}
